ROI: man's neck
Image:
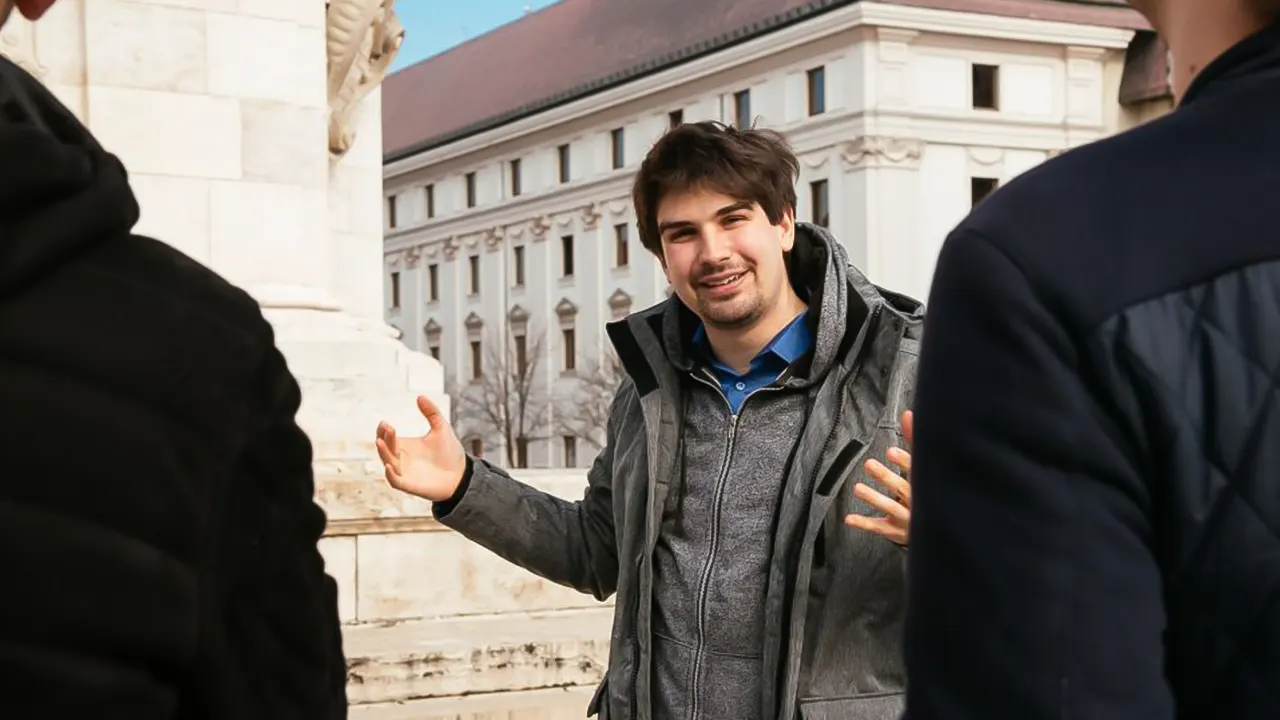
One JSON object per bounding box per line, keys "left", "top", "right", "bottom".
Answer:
{"left": 1162, "top": 1, "right": 1275, "bottom": 101}
{"left": 705, "top": 290, "right": 808, "bottom": 374}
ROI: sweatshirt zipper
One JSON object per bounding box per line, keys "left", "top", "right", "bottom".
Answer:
{"left": 685, "top": 370, "right": 778, "bottom": 720}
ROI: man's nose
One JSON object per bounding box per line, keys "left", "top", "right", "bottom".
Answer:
{"left": 699, "top": 226, "right": 733, "bottom": 262}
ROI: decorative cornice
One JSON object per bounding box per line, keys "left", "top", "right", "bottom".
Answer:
{"left": 839, "top": 136, "right": 923, "bottom": 170}
{"left": 463, "top": 312, "right": 485, "bottom": 331}
{"left": 508, "top": 304, "right": 530, "bottom": 324}
{"left": 383, "top": 1, "right": 1136, "bottom": 175}
{"left": 424, "top": 318, "right": 443, "bottom": 337}
{"left": 441, "top": 236, "right": 460, "bottom": 259}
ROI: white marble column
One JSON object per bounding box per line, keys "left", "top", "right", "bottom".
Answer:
{"left": 4, "top": 0, "right": 443, "bottom": 445}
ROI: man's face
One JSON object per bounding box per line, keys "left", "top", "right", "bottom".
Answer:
{"left": 657, "top": 188, "right": 795, "bottom": 331}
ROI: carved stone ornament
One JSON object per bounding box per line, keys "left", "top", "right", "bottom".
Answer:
{"left": 802, "top": 150, "right": 831, "bottom": 170}
{"left": 966, "top": 146, "right": 1005, "bottom": 167}
{"left": 464, "top": 312, "right": 485, "bottom": 332}
{"left": 404, "top": 246, "right": 423, "bottom": 268}
{"left": 442, "top": 236, "right": 460, "bottom": 260}
{"left": 607, "top": 200, "right": 630, "bottom": 216}
{"left": 387, "top": 251, "right": 402, "bottom": 268}
{"left": 530, "top": 215, "right": 552, "bottom": 241}
{"left": 424, "top": 318, "right": 443, "bottom": 339}
{"left": 555, "top": 212, "right": 575, "bottom": 228}
{"left": 839, "top": 136, "right": 923, "bottom": 170}
{"left": 555, "top": 297, "right": 579, "bottom": 321}
{"left": 326, "top": 0, "right": 405, "bottom": 158}
{"left": 463, "top": 234, "right": 480, "bottom": 250}
{"left": 0, "top": 15, "right": 47, "bottom": 78}
{"left": 483, "top": 226, "right": 505, "bottom": 251}
{"left": 607, "top": 288, "right": 633, "bottom": 319}
{"left": 425, "top": 244, "right": 439, "bottom": 258}
{"left": 580, "top": 202, "right": 602, "bottom": 229}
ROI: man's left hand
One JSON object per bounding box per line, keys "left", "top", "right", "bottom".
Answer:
{"left": 846, "top": 410, "right": 913, "bottom": 546}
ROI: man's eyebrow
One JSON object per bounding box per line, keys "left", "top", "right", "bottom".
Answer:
{"left": 658, "top": 202, "right": 754, "bottom": 234}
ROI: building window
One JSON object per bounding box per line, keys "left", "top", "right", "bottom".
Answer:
{"left": 562, "top": 327, "right": 576, "bottom": 371}
{"left": 464, "top": 172, "right": 477, "bottom": 208}
{"left": 733, "top": 89, "right": 751, "bottom": 128}
{"left": 425, "top": 184, "right": 435, "bottom": 219}
{"left": 509, "top": 158, "right": 522, "bottom": 197}
{"left": 614, "top": 223, "right": 629, "bottom": 268}
{"left": 427, "top": 263, "right": 439, "bottom": 302}
{"left": 468, "top": 254, "right": 480, "bottom": 295}
{"left": 428, "top": 343, "right": 440, "bottom": 360}
{"left": 611, "top": 127, "right": 625, "bottom": 169}
{"left": 557, "top": 143, "right": 571, "bottom": 183}
{"left": 972, "top": 64, "right": 999, "bottom": 110}
{"left": 470, "top": 340, "right": 483, "bottom": 380}
{"left": 561, "top": 235, "right": 575, "bottom": 277}
{"left": 515, "top": 436, "right": 529, "bottom": 469}
{"left": 563, "top": 435, "right": 578, "bottom": 468}
{"left": 386, "top": 195, "right": 398, "bottom": 228}
{"left": 810, "top": 179, "right": 829, "bottom": 228}
{"left": 389, "top": 271, "right": 400, "bottom": 308}
{"left": 971, "top": 177, "right": 999, "bottom": 207}
{"left": 513, "top": 245, "right": 526, "bottom": 286}
{"left": 514, "top": 333, "right": 528, "bottom": 374}
{"left": 807, "top": 66, "right": 826, "bottom": 116}
{"left": 467, "top": 437, "right": 483, "bottom": 457}
{"left": 668, "top": 109, "right": 683, "bottom": 128}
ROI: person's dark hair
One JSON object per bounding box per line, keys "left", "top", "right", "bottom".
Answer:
{"left": 631, "top": 121, "right": 799, "bottom": 258}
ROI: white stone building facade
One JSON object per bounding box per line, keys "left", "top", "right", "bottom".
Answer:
{"left": 382, "top": 0, "right": 1169, "bottom": 470}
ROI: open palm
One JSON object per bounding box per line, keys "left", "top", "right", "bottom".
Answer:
{"left": 375, "top": 394, "right": 467, "bottom": 502}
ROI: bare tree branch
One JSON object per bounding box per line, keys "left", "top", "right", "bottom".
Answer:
{"left": 555, "top": 350, "right": 624, "bottom": 453}
{"left": 453, "top": 323, "right": 553, "bottom": 468}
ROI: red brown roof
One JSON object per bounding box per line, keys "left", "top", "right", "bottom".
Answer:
{"left": 383, "top": 0, "right": 1148, "bottom": 162}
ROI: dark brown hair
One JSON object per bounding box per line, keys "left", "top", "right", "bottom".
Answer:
{"left": 631, "top": 121, "right": 799, "bottom": 257}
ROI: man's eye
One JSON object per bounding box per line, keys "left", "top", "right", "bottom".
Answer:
{"left": 724, "top": 216, "right": 746, "bottom": 225}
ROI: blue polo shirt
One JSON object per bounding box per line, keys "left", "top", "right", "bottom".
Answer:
{"left": 691, "top": 311, "right": 814, "bottom": 414}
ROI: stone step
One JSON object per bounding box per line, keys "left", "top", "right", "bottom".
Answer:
{"left": 343, "top": 608, "right": 612, "bottom": 707}
{"left": 349, "top": 685, "right": 596, "bottom": 720}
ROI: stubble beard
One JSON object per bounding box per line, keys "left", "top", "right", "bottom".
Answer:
{"left": 699, "top": 281, "right": 768, "bottom": 330}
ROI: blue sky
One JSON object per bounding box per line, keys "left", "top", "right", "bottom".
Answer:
{"left": 391, "top": 0, "right": 562, "bottom": 72}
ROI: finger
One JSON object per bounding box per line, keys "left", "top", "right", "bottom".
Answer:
{"left": 845, "top": 514, "right": 908, "bottom": 545}
{"left": 885, "top": 446, "right": 912, "bottom": 475}
{"left": 901, "top": 409, "right": 914, "bottom": 448}
{"left": 863, "top": 459, "right": 912, "bottom": 505}
{"left": 373, "top": 417, "right": 394, "bottom": 445}
{"left": 384, "top": 463, "right": 405, "bottom": 490}
{"left": 375, "top": 438, "right": 399, "bottom": 471}
{"left": 417, "top": 394, "right": 449, "bottom": 432}
{"left": 853, "top": 481, "right": 910, "bottom": 523}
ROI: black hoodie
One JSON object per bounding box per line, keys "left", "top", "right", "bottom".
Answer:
{"left": 0, "top": 57, "right": 347, "bottom": 718}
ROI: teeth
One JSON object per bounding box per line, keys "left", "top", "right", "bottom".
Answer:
{"left": 708, "top": 273, "right": 742, "bottom": 287}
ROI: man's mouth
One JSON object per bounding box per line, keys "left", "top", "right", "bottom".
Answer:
{"left": 700, "top": 272, "right": 745, "bottom": 288}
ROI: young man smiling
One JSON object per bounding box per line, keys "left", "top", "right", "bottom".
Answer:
{"left": 376, "top": 122, "right": 923, "bottom": 720}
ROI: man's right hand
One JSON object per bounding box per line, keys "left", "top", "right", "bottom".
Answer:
{"left": 375, "top": 395, "right": 467, "bottom": 502}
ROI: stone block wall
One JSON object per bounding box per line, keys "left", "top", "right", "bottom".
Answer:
{"left": 317, "top": 457, "right": 611, "bottom": 719}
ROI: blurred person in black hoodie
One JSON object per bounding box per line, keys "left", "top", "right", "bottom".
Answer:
{"left": 905, "top": 0, "right": 1280, "bottom": 718}
{"left": 0, "top": 0, "right": 346, "bottom": 717}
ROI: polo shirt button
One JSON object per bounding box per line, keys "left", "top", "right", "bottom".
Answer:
{"left": 735, "top": 382, "right": 746, "bottom": 391}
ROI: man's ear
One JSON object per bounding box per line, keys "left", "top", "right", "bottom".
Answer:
{"left": 778, "top": 209, "right": 797, "bottom": 253}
